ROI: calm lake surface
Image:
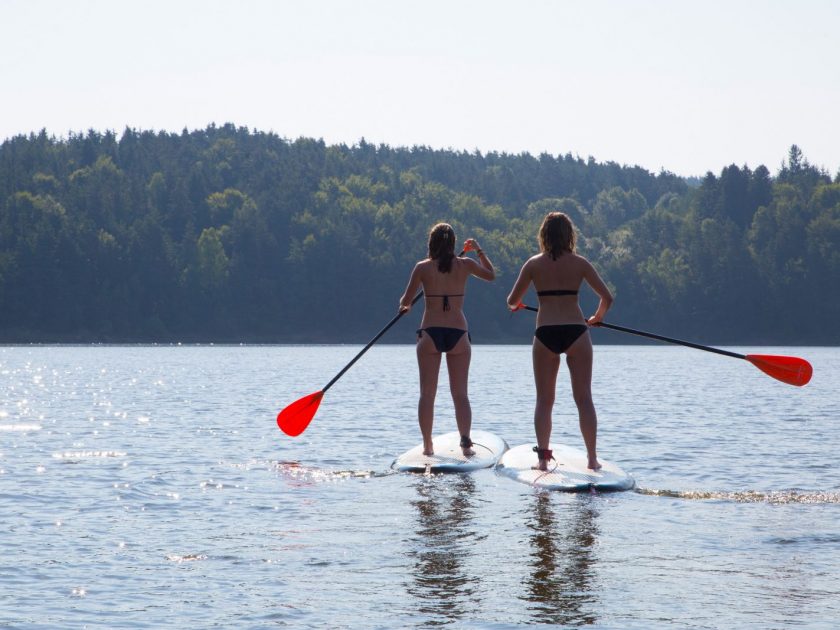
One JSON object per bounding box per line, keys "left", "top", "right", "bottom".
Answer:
{"left": 1, "top": 343, "right": 839, "bottom": 628}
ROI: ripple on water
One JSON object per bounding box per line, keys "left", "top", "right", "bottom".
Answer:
{"left": 165, "top": 553, "right": 208, "bottom": 563}
{"left": 768, "top": 533, "right": 840, "bottom": 545}
{"left": 51, "top": 450, "right": 127, "bottom": 461}
{"left": 636, "top": 488, "right": 840, "bottom": 504}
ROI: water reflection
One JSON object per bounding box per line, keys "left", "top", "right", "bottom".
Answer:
{"left": 523, "top": 493, "right": 600, "bottom": 625}
{"left": 406, "top": 474, "right": 479, "bottom": 625}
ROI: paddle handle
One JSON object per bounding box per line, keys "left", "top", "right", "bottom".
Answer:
{"left": 518, "top": 303, "right": 744, "bottom": 360}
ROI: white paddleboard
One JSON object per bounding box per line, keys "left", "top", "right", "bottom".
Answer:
{"left": 496, "top": 443, "right": 634, "bottom": 492}
{"left": 392, "top": 429, "right": 508, "bottom": 473}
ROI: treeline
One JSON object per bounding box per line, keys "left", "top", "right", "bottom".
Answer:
{"left": 0, "top": 125, "right": 837, "bottom": 344}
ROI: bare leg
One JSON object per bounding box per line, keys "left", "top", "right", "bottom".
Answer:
{"left": 416, "top": 333, "right": 442, "bottom": 456}
{"left": 445, "top": 334, "right": 474, "bottom": 456}
{"left": 532, "top": 337, "right": 560, "bottom": 471}
{"left": 565, "top": 331, "right": 600, "bottom": 470}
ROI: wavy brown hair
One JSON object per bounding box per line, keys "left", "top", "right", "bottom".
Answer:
{"left": 538, "top": 212, "right": 576, "bottom": 260}
{"left": 428, "top": 223, "right": 456, "bottom": 273}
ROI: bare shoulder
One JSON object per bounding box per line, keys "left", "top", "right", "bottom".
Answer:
{"left": 411, "top": 258, "right": 433, "bottom": 278}
{"left": 574, "top": 254, "right": 608, "bottom": 282}
{"left": 454, "top": 255, "right": 479, "bottom": 275}
{"left": 571, "top": 253, "right": 595, "bottom": 269}
{"left": 525, "top": 253, "right": 544, "bottom": 268}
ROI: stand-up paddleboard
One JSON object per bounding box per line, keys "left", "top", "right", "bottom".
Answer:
{"left": 392, "top": 430, "right": 508, "bottom": 473}
{"left": 496, "top": 443, "right": 634, "bottom": 492}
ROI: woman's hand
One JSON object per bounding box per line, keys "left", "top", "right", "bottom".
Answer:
{"left": 463, "top": 238, "right": 481, "bottom": 254}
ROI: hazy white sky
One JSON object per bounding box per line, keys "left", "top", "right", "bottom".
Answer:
{"left": 2, "top": 0, "right": 838, "bottom": 177}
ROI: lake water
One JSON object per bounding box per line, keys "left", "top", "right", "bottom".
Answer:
{"left": 1, "top": 343, "right": 838, "bottom": 628}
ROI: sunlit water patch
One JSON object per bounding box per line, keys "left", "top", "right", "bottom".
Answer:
{"left": 0, "top": 423, "right": 42, "bottom": 432}
{"left": 273, "top": 460, "right": 381, "bottom": 482}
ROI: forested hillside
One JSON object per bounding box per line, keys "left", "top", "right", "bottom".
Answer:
{"left": 1, "top": 125, "right": 837, "bottom": 344}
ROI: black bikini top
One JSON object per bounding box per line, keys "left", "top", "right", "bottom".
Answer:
{"left": 537, "top": 289, "right": 578, "bottom": 297}
{"left": 426, "top": 294, "right": 464, "bottom": 311}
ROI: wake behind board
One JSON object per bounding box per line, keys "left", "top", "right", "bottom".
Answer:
{"left": 496, "top": 443, "right": 634, "bottom": 492}
{"left": 392, "top": 430, "right": 508, "bottom": 473}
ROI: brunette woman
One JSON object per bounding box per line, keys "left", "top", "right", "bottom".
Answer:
{"left": 399, "top": 223, "right": 495, "bottom": 456}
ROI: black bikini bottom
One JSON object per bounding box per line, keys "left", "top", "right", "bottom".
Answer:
{"left": 417, "top": 327, "right": 470, "bottom": 353}
{"left": 534, "top": 324, "right": 588, "bottom": 355}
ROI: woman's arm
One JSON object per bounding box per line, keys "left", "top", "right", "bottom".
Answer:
{"left": 583, "top": 259, "right": 613, "bottom": 324}
{"left": 506, "top": 259, "right": 533, "bottom": 310}
{"left": 399, "top": 262, "right": 424, "bottom": 313}
{"left": 462, "top": 239, "right": 495, "bottom": 281}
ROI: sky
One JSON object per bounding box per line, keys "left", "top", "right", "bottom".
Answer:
{"left": 2, "top": 0, "right": 838, "bottom": 177}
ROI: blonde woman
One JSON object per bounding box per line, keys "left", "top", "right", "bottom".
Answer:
{"left": 507, "top": 212, "right": 613, "bottom": 471}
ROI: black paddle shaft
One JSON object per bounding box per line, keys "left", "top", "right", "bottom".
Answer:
{"left": 321, "top": 291, "right": 423, "bottom": 394}
{"left": 594, "top": 321, "right": 746, "bottom": 359}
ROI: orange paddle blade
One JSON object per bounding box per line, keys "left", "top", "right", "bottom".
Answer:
{"left": 746, "top": 355, "right": 813, "bottom": 387}
{"left": 277, "top": 391, "right": 324, "bottom": 436}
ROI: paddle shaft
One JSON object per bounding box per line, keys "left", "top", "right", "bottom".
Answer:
{"left": 321, "top": 291, "right": 421, "bottom": 393}
{"left": 322, "top": 248, "right": 470, "bottom": 393}
{"left": 596, "top": 322, "right": 745, "bottom": 359}
{"left": 519, "top": 304, "right": 745, "bottom": 359}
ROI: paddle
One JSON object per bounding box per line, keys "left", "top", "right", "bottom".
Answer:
{"left": 277, "top": 246, "right": 472, "bottom": 436}
{"left": 514, "top": 304, "right": 813, "bottom": 387}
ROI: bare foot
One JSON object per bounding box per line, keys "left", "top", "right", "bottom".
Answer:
{"left": 423, "top": 448, "right": 434, "bottom": 457}
{"left": 459, "top": 435, "right": 474, "bottom": 458}
{"left": 588, "top": 458, "right": 602, "bottom": 471}
{"left": 531, "top": 459, "right": 549, "bottom": 472}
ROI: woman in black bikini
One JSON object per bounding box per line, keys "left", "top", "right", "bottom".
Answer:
{"left": 507, "top": 212, "right": 613, "bottom": 471}
{"left": 399, "top": 223, "right": 495, "bottom": 457}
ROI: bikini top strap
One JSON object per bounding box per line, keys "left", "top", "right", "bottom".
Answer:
{"left": 536, "top": 289, "right": 578, "bottom": 297}
{"left": 425, "top": 293, "right": 464, "bottom": 311}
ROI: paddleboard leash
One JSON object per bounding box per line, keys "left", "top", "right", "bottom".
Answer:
{"left": 533, "top": 446, "right": 559, "bottom": 482}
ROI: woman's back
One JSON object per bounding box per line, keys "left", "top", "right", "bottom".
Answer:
{"left": 417, "top": 257, "right": 473, "bottom": 328}
{"left": 530, "top": 252, "right": 589, "bottom": 326}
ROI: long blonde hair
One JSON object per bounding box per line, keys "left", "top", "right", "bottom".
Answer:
{"left": 538, "top": 212, "right": 576, "bottom": 260}
{"left": 428, "top": 223, "right": 456, "bottom": 273}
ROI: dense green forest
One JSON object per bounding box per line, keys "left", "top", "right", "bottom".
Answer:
{"left": 1, "top": 124, "right": 838, "bottom": 344}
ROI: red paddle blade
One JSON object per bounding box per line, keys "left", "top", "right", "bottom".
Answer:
{"left": 277, "top": 391, "right": 324, "bottom": 436}
{"left": 746, "top": 354, "right": 813, "bottom": 387}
